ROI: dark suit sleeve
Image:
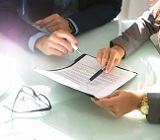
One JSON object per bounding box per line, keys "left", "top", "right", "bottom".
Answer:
{"left": 147, "top": 93, "right": 160, "bottom": 123}
{"left": 0, "top": 1, "right": 40, "bottom": 51}
{"left": 68, "top": 0, "right": 122, "bottom": 34}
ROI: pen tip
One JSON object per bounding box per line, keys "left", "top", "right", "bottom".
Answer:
{"left": 77, "top": 49, "right": 82, "bottom": 55}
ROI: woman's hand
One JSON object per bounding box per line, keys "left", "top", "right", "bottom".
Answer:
{"left": 92, "top": 90, "right": 143, "bottom": 116}
{"left": 96, "top": 45, "right": 125, "bottom": 72}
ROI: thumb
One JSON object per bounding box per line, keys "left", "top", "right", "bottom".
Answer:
{"left": 91, "top": 97, "right": 99, "bottom": 103}
{"left": 35, "top": 20, "right": 43, "bottom": 25}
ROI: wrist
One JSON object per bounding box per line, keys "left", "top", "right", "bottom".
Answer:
{"left": 138, "top": 93, "right": 149, "bottom": 115}
{"left": 28, "top": 32, "right": 47, "bottom": 53}
{"left": 112, "top": 45, "right": 125, "bottom": 59}
{"left": 34, "top": 36, "right": 47, "bottom": 51}
{"left": 66, "top": 19, "right": 75, "bottom": 34}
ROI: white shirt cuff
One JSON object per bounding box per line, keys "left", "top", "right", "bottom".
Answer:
{"left": 28, "top": 32, "right": 47, "bottom": 53}
{"left": 66, "top": 18, "right": 78, "bottom": 35}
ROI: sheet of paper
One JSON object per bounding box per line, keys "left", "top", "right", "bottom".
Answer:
{"left": 35, "top": 54, "right": 137, "bottom": 99}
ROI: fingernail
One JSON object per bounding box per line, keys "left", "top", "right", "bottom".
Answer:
{"left": 105, "top": 69, "right": 109, "bottom": 73}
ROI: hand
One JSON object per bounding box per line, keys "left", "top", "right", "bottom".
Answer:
{"left": 96, "top": 45, "right": 125, "bottom": 73}
{"left": 35, "top": 14, "right": 71, "bottom": 33}
{"left": 92, "top": 90, "right": 143, "bottom": 116}
{"left": 34, "top": 30, "right": 79, "bottom": 56}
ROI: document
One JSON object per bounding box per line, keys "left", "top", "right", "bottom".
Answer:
{"left": 35, "top": 54, "right": 137, "bottom": 99}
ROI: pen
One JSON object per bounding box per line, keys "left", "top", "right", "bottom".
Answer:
{"left": 89, "top": 65, "right": 107, "bottom": 81}
{"left": 67, "top": 40, "right": 82, "bottom": 55}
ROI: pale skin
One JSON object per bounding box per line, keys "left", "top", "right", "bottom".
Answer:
{"left": 93, "top": 45, "right": 143, "bottom": 116}
{"left": 35, "top": 30, "right": 78, "bottom": 56}
{"left": 92, "top": 90, "right": 143, "bottom": 116}
{"left": 35, "top": 14, "right": 72, "bottom": 33}
{"left": 96, "top": 45, "right": 125, "bottom": 73}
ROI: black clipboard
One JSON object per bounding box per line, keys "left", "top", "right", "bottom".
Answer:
{"left": 35, "top": 54, "right": 137, "bottom": 99}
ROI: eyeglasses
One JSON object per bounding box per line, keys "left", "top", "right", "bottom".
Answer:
{"left": 4, "top": 86, "right": 52, "bottom": 116}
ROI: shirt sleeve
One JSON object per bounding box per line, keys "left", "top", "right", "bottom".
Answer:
{"left": 66, "top": 18, "right": 79, "bottom": 35}
{"left": 28, "top": 32, "right": 47, "bottom": 53}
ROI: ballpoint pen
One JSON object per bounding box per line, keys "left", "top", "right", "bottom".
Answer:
{"left": 67, "top": 40, "right": 82, "bottom": 55}
{"left": 89, "top": 65, "right": 107, "bottom": 81}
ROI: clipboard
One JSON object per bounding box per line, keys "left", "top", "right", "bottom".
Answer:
{"left": 35, "top": 54, "right": 137, "bottom": 99}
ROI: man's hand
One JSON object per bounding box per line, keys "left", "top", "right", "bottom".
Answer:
{"left": 35, "top": 30, "right": 78, "bottom": 56}
{"left": 35, "top": 14, "right": 72, "bottom": 33}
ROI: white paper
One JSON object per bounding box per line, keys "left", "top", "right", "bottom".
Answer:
{"left": 35, "top": 55, "right": 137, "bottom": 99}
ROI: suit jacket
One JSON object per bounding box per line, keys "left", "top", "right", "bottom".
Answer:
{"left": 0, "top": 0, "right": 122, "bottom": 50}
{"left": 111, "top": 1, "right": 160, "bottom": 123}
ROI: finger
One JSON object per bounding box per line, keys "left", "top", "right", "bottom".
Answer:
{"left": 39, "top": 16, "right": 55, "bottom": 28}
{"left": 40, "top": 43, "right": 67, "bottom": 56}
{"left": 107, "top": 90, "right": 121, "bottom": 98}
{"left": 54, "top": 38, "right": 74, "bottom": 53}
{"left": 43, "top": 14, "right": 62, "bottom": 27}
{"left": 96, "top": 49, "right": 103, "bottom": 65}
{"left": 105, "top": 52, "right": 117, "bottom": 72}
{"left": 110, "top": 109, "right": 122, "bottom": 116}
{"left": 35, "top": 20, "right": 43, "bottom": 25}
{"left": 46, "top": 25, "right": 60, "bottom": 33}
{"left": 48, "top": 47, "right": 67, "bottom": 56}
{"left": 101, "top": 50, "right": 110, "bottom": 67}
{"left": 114, "top": 58, "right": 121, "bottom": 67}
{"left": 55, "top": 31, "right": 79, "bottom": 45}
{"left": 92, "top": 97, "right": 113, "bottom": 108}
{"left": 91, "top": 97, "right": 101, "bottom": 105}
{"left": 43, "top": 39, "right": 68, "bottom": 56}
{"left": 50, "top": 42, "right": 69, "bottom": 54}
{"left": 45, "top": 21, "right": 57, "bottom": 29}
{"left": 50, "top": 33, "right": 74, "bottom": 53}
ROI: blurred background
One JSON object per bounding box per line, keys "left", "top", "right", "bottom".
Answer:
{"left": 117, "top": 0, "right": 151, "bottom": 20}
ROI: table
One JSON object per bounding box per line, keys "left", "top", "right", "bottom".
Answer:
{"left": 0, "top": 20, "right": 160, "bottom": 140}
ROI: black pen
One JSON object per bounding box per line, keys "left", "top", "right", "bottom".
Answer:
{"left": 89, "top": 65, "right": 107, "bottom": 81}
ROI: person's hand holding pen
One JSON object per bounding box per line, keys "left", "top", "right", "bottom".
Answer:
{"left": 96, "top": 45, "right": 125, "bottom": 73}
{"left": 35, "top": 30, "right": 79, "bottom": 56}
{"left": 87, "top": 45, "right": 125, "bottom": 82}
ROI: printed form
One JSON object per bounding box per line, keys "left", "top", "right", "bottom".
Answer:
{"left": 35, "top": 54, "right": 137, "bottom": 99}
